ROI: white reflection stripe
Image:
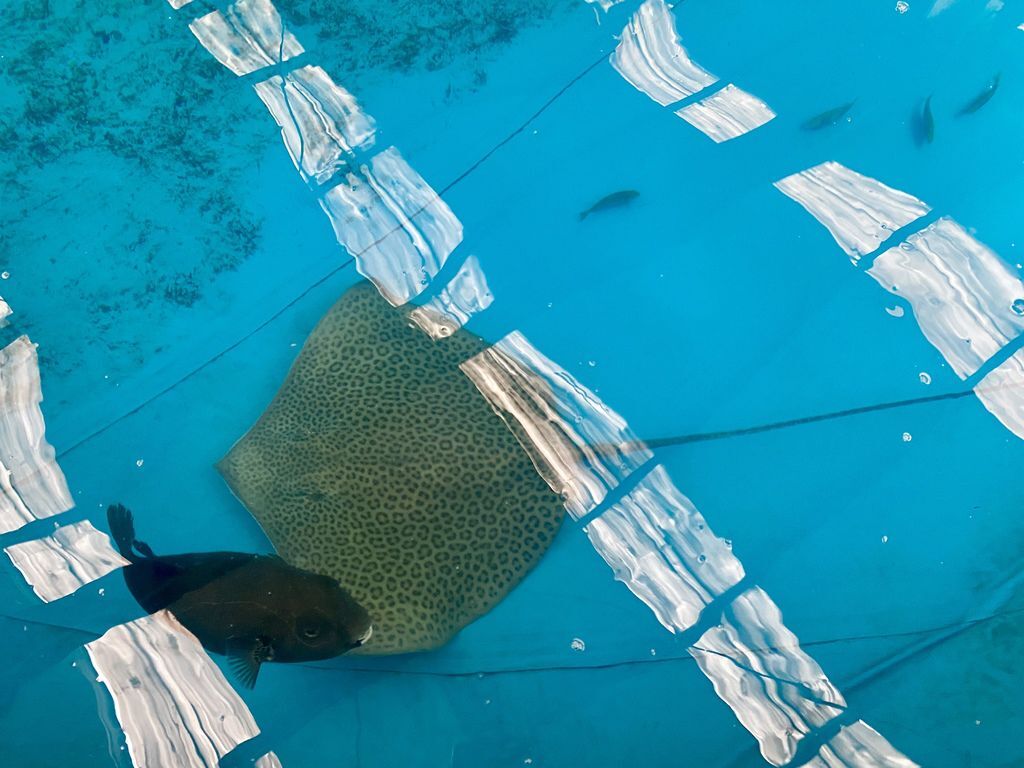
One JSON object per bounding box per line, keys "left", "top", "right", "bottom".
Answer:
{"left": 691, "top": 587, "right": 847, "bottom": 766}
{"left": 0, "top": 336, "right": 74, "bottom": 534}
{"left": 254, "top": 65, "right": 377, "bottom": 185}
{"left": 460, "top": 331, "right": 651, "bottom": 520}
{"left": 675, "top": 84, "right": 776, "bottom": 142}
{"left": 774, "top": 162, "right": 931, "bottom": 261}
{"left": 4, "top": 520, "right": 128, "bottom": 603}
{"left": 255, "top": 752, "right": 284, "bottom": 768}
{"left": 320, "top": 147, "right": 462, "bottom": 306}
{"left": 587, "top": 464, "right": 744, "bottom": 632}
{"left": 801, "top": 720, "right": 918, "bottom": 767}
{"left": 611, "top": 0, "right": 718, "bottom": 106}
{"left": 408, "top": 255, "right": 494, "bottom": 339}
{"left": 189, "top": 0, "right": 304, "bottom": 77}
{"left": 974, "top": 348, "right": 1024, "bottom": 439}
{"left": 868, "top": 217, "right": 1024, "bottom": 379}
{"left": 85, "top": 611, "right": 260, "bottom": 768}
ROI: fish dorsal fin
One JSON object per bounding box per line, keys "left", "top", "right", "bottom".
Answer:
{"left": 227, "top": 637, "right": 272, "bottom": 689}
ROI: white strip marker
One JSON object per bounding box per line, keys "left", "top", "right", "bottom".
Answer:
{"left": 85, "top": 611, "right": 260, "bottom": 768}
{"left": 800, "top": 720, "right": 918, "bottom": 767}
{"left": 460, "top": 332, "right": 652, "bottom": 520}
{"left": 586, "top": 464, "right": 744, "bottom": 632}
{"left": 320, "top": 147, "right": 463, "bottom": 306}
{"left": 974, "top": 347, "right": 1024, "bottom": 439}
{"left": 586, "top": 0, "right": 625, "bottom": 11}
{"left": 408, "top": 255, "right": 494, "bottom": 339}
{"left": 675, "top": 84, "right": 776, "bottom": 142}
{"left": 4, "top": 520, "right": 128, "bottom": 602}
{"left": 0, "top": 336, "right": 74, "bottom": 535}
{"left": 691, "top": 587, "right": 847, "bottom": 766}
{"left": 254, "top": 65, "right": 377, "bottom": 185}
{"left": 868, "top": 217, "right": 1024, "bottom": 379}
{"left": 255, "top": 752, "right": 284, "bottom": 768}
{"left": 774, "top": 162, "right": 931, "bottom": 262}
{"left": 928, "top": 0, "right": 959, "bottom": 17}
{"left": 189, "top": 0, "right": 304, "bottom": 77}
{"left": 610, "top": 0, "right": 718, "bottom": 106}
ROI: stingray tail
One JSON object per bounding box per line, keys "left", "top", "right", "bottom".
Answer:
{"left": 107, "top": 504, "right": 155, "bottom": 562}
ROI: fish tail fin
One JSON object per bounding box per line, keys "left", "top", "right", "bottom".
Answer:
{"left": 107, "top": 504, "right": 153, "bottom": 561}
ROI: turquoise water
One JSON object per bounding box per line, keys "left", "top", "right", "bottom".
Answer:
{"left": 1, "top": 0, "right": 1023, "bottom": 765}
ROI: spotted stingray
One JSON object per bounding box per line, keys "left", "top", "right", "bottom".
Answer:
{"left": 217, "top": 283, "right": 564, "bottom": 654}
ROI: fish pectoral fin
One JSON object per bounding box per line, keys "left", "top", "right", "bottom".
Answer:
{"left": 227, "top": 637, "right": 271, "bottom": 690}
{"left": 133, "top": 539, "right": 157, "bottom": 559}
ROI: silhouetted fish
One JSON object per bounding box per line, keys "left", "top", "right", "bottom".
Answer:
{"left": 958, "top": 74, "right": 1000, "bottom": 116}
{"left": 912, "top": 95, "right": 935, "bottom": 146}
{"left": 107, "top": 504, "right": 372, "bottom": 687}
{"left": 802, "top": 101, "right": 855, "bottom": 130}
{"left": 579, "top": 190, "right": 639, "bottom": 221}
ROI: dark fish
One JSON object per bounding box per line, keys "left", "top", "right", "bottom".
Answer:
{"left": 912, "top": 95, "right": 935, "bottom": 146}
{"left": 107, "top": 504, "right": 372, "bottom": 688}
{"left": 579, "top": 189, "right": 639, "bottom": 221}
{"left": 958, "top": 73, "right": 1000, "bottom": 116}
{"left": 802, "top": 100, "right": 855, "bottom": 131}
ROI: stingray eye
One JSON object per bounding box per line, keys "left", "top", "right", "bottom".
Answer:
{"left": 301, "top": 625, "right": 321, "bottom": 639}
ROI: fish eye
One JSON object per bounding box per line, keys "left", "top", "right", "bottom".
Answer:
{"left": 296, "top": 615, "right": 330, "bottom": 643}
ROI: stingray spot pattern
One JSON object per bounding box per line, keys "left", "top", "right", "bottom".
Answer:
{"left": 217, "top": 283, "right": 565, "bottom": 654}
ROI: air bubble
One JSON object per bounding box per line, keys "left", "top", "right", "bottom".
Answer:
{"left": 570, "top": 637, "right": 586, "bottom": 652}
{"left": 902, "top": 432, "right": 912, "bottom": 442}
{"left": 697, "top": 554, "right": 707, "bottom": 564}
{"left": 895, "top": 0, "right": 909, "bottom": 12}
{"left": 1012, "top": 298, "right": 1024, "bottom": 316}
{"left": 0, "top": 271, "right": 9, "bottom": 280}
{"left": 723, "top": 539, "right": 733, "bottom": 549}
{"left": 885, "top": 305, "right": 905, "bottom": 318}
{"left": 881, "top": 535, "right": 889, "bottom": 543}
{"left": 135, "top": 459, "right": 144, "bottom": 468}
{"left": 919, "top": 372, "right": 931, "bottom": 385}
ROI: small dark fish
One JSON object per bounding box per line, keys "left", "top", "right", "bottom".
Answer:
{"left": 579, "top": 189, "right": 639, "bottom": 221}
{"left": 958, "top": 73, "right": 1000, "bottom": 116}
{"left": 912, "top": 95, "right": 935, "bottom": 146}
{"left": 802, "top": 100, "right": 855, "bottom": 131}
{"left": 107, "top": 504, "right": 372, "bottom": 688}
